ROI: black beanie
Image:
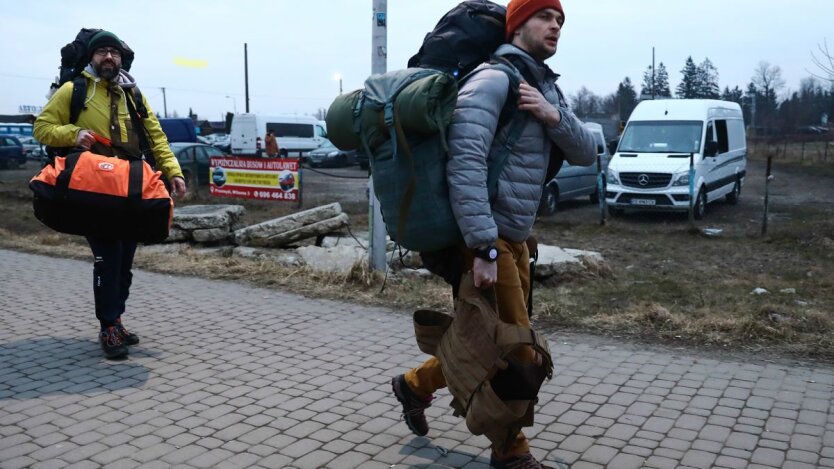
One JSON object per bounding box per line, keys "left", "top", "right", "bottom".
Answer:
{"left": 88, "top": 31, "right": 123, "bottom": 59}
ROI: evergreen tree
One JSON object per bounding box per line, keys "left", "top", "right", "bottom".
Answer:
{"left": 743, "top": 83, "right": 761, "bottom": 129}
{"left": 720, "top": 86, "right": 744, "bottom": 104}
{"left": 655, "top": 63, "right": 671, "bottom": 97}
{"left": 640, "top": 65, "right": 654, "bottom": 97}
{"left": 676, "top": 56, "right": 699, "bottom": 98}
{"left": 617, "top": 77, "right": 638, "bottom": 121}
{"left": 640, "top": 62, "right": 671, "bottom": 98}
{"left": 697, "top": 58, "right": 720, "bottom": 98}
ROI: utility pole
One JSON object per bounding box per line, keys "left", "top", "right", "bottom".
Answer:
{"left": 244, "top": 43, "right": 250, "bottom": 113}
{"left": 651, "top": 47, "right": 655, "bottom": 100}
{"left": 161, "top": 87, "right": 168, "bottom": 118}
{"left": 369, "top": 0, "right": 388, "bottom": 271}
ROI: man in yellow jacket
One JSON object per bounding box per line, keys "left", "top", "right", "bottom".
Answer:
{"left": 35, "top": 30, "right": 186, "bottom": 359}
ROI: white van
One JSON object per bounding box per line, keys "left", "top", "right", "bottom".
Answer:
{"left": 605, "top": 99, "right": 746, "bottom": 219}
{"left": 230, "top": 114, "right": 327, "bottom": 156}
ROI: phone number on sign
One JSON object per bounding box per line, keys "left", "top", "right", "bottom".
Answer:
{"left": 255, "top": 190, "right": 297, "bottom": 201}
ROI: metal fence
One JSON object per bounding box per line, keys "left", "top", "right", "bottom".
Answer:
{"left": 749, "top": 135, "right": 834, "bottom": 163}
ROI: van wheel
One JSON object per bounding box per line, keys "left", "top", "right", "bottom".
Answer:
{"left": 725, "top": 177, "right": 742, "bottom": 204}
{"left": 694, "top": 187, "right": 707, "bottom": 220}
{"left": 539, "top": 185, "right": 559, "bottom": 216}
{"left": 590, "top": 190, "right": 600, "bottom": 204}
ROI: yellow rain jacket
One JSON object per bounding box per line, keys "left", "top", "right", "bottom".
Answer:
{"left": 35, "top": 70, "right": 183, "bottom": 180}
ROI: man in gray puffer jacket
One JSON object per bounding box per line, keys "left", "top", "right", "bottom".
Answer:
{"left": 392, "top": 0, "right": 596, "bottom": 467}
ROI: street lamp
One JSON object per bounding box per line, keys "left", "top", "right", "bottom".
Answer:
{"left": 333, "top": 73, "right": 343, "bottom": 95}
{"left": 225, "top": 95, "right": 237, "bottom": 113}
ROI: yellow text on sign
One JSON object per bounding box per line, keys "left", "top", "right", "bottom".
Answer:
{"left": 216, "top": 170, "right": 279, "bottom": 187}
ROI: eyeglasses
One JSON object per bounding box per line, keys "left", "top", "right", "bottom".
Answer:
{"left": 94, "top": 48, "right": 122, "bottom": 58}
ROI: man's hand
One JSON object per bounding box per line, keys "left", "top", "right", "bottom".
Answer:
{"left": 170, "top": 176, "right": 187, "bottom": 198}
{"left": 472, "top": 257, "right": 497, "bottom": 289}
{"left": 75, "top": 129, "right": 95, "bottom": 149}
{"left": 518, "top": 82, "right": 561, "bottom": 127}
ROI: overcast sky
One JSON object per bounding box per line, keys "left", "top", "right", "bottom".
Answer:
{"left": 2, "top": 0, "right": 831, "bottom": 121}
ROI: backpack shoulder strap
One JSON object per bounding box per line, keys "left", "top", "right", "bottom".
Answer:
{"left": 468, "top": 58, "right": 529, "bottom": 197}
{"left": 69, "top": 76, "right": 88, "bottom": 124}
{"left": 130, "top": 86, "right": 149, "bottom": 119}
{"left": 124, "top": 87, "right": 156, "bottom": 168}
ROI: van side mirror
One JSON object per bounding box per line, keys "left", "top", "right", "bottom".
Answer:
{"left": 704, "top": 141, "right": 718, "bottom": 157}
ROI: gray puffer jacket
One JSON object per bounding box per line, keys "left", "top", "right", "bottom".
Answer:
{"left": 447, "top": 44, "right": 596, "bottom": 247}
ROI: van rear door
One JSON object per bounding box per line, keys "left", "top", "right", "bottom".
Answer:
{"left": 231, "top": 114, "right": 257, "bottom": 155}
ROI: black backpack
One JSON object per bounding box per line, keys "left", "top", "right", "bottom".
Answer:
{"left": 46, "top": 29, "right": 153, "bottom": 164}
{"left": 408, "top": 0, "right": 507, "bottom": 79}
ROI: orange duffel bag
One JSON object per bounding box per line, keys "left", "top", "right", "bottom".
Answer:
{"left": 29, "top": 151, "right": 173, "bottom": 243}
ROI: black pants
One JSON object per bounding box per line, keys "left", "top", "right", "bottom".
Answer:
{"left": 86, "top": 237, "right": 138, "bottom": 328}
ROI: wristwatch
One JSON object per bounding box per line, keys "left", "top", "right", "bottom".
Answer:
{"left": 473, "top": 244, "right": 499, "bottom": 262}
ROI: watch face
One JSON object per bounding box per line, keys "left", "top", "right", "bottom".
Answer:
{"left": 488, "top": 248, "right": 498, "bottom": 260}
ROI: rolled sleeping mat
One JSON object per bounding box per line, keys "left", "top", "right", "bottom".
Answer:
{"left": 326, "top": 89, "right": 363, "bottom": 150}
{"left": 395, "top": 72, "right": 458, "bottom": 135}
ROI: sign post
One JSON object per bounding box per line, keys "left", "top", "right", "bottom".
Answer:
{"left": 369, "top": 0, "right": 388, "bottom": 271}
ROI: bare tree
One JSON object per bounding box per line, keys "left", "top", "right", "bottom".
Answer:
{"left": 751, "top": 61, "right": 785, "bottom": 102}
{"left": 570, "top": 87, "right": 601, "bottom": 118}
{"left": 750, "top": 62, "right": 785, "bottom": 128}
{"left": 809, "top": 38, "right": 834, "bottom": 83}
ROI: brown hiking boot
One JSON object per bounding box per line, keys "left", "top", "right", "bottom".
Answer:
{"left": 114, "top": 317, "right": 139, "bottom": 345}
{"left": 490, "top": 452, "right": 568, "bottom": 469}
{"left": 391, "top": 374, "right": 432, "bottom": 436}
{"left": 99, "top": 326, "right": 128, "bottom": 359}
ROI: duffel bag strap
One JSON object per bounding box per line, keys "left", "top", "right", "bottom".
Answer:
{"left": 127, "top": 159, "right": 144, "bottom": 203}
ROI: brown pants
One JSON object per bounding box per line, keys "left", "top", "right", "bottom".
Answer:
{"left": 405, "top": 237, "right": 535, "bottom": 457}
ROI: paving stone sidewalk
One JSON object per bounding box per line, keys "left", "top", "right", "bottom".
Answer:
{"left": 1, "top": 249, "right": 833, "bottom": 469}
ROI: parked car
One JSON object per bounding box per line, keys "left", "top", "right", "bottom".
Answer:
{"left": 306, "top": 139, "right": 356, "bottom": 168}
{"left": 211, "top": 134, "right": 231, "bottom": 153}
{"left": 17, "top": 136, "right": 43, "bottom": 159}
{"left": 170, "top": 142, "right": 229, "bottom": 185}
{"left": 538, "top": 122, "right": 610, "bottom": 215}
{"left": 0, "top": 135, "right": 26, "bottom": 169}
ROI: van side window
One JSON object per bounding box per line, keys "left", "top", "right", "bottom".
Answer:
{"left": 315, "top": 125, "right": 327, "bottom": 138}
{"left": 267, "top": 123, "right": 313, "bottom": 138}
{"left": 705, "top": 122, "right": 715, "bottom": 144}
{"left": 727, "top": 119, "right": 746, "bottom": 151}
{"left": 715, "top": 120, "right": 729, "bottom": 154}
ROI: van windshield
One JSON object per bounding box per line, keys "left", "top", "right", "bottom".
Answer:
{"left": 619, "top": 120, "right": 703, "bottom": 154}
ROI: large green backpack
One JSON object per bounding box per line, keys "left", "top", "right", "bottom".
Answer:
{"left": 327, "top": 60, "right": 526, "bottom": 253}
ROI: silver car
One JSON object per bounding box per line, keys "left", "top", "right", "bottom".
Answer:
{"left": 538, "top": 122, "right": 610, "bottom": 216}
{"left": 17, "top": 136, "right": 43, "bottom": 160}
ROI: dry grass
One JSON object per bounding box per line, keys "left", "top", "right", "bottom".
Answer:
{"left": 2, "top": 158, "right": 834, "bottom": 359}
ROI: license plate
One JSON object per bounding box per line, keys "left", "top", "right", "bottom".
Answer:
{"left": 631, "top": 198, "right": 656, "bottom": 206}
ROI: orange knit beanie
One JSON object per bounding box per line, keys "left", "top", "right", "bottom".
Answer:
{"left": 505, "top": 0, "right": 564, "bottom": 41}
